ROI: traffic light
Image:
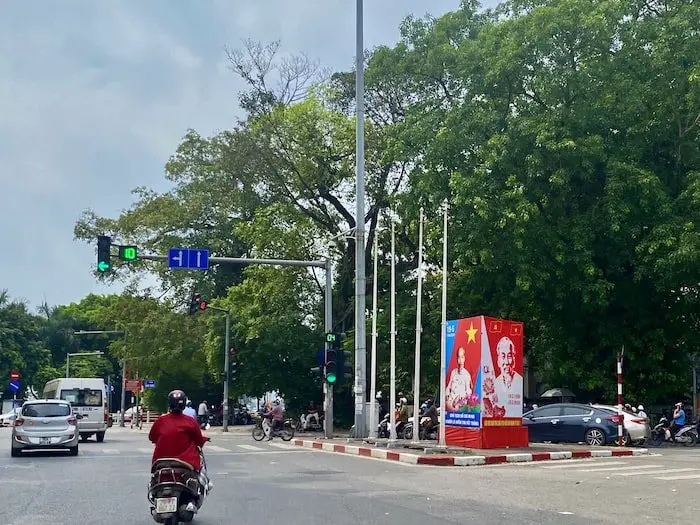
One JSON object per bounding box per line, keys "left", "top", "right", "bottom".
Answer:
{"left": 118, "top": 245, "right": 138, "bottom": 261}
{"left": 325, "top": 332, "right": 340, "bottom": 384}
{"left": 337, "top": 349, "right": 352, "bottom": 386}
{"left": 188, "top": 293, "right": 207, "bottom": 315}
{"left": 97, "top": 235, "right": 112, "bottom": 273}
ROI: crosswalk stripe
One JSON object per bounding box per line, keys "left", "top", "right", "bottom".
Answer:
{"left": 574, "top": 464, "right": 663, "bottom": 473}
{"left": 268, "top": 443, "right": 294, "bottom": 449}
{"left": 236, "top": 444, "right": 264, "bottom": 451}
{"left": 138, "top": 448, "right": 153, "bottom": 454}
{"left": 542, "top": 461, "right": 628, "bottom": 470}
{"left": 655, "top": 473, "right": 700, "bottom": 480}
{"left": 206, "top": 445, "right": 231, "bottom": 453}
{"left": 101, "top": 449, "right": 120, "bottom": 455}
{"left": 614, "top": 468, "right": 698, "bottom": 477}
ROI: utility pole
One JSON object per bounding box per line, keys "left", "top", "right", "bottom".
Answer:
{"left": 353, "top": 0, "right": 368, "bottom": 439}
{"left": 206, "top": 305, "right": 232, "bottom": 432}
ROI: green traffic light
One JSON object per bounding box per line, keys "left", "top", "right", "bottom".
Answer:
{"left": 326, "top": 372, "right": 337, "bottom": 383}
{"left": 97, "top": 260, "right": 111, "bottom": 272}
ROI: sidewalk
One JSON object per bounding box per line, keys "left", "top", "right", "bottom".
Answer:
{"left": 292, "top": 438, "right": 650, "bottom": 467}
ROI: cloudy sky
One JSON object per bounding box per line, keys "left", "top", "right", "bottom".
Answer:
{"left": 0, "top": 0, "right": 496, "bottom": 310}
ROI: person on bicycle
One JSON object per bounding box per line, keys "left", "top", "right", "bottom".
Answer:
{"left": 263, "top": 399, "right": 285, "bottom": 440}
{"left": 149, "top": 390, "right": 212, "bottom": 491}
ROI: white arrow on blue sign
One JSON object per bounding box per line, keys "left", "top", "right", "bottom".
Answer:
{"left": 143, "top": 380, "right": 156, "bottom": 389}
{"left": 168, "top": 248, "right": 209, "bottom": 270}
{"left": 9, "top": 380, "right": 20, "bottom": 393}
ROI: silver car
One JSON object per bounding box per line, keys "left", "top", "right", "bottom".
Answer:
{"left": 11, "top": 400, "right": 80, "bottom": 457}
{"left": 592, "top": 404, "right": 651, "bottom": 445}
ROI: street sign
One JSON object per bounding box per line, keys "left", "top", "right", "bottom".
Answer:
{"left": 125, "top": 379, "right": 142, "bottom": 392}
{"left": 143, "top": 379, "right": 156, "bottom": 389}
{"left": 168, "top": 248, "right": 209, "bottom": 270}
{"left": 9, "top": 380, "right": 20, "bottom": 393}
{"left": 9, "top": 371, "right": 20, "bottom": 380}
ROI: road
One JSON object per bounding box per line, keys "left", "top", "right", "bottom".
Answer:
{"left": 0, "top": 426, "right": 696, "bottom": 524}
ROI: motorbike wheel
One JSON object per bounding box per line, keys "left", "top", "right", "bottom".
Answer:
{"left": 252, "top": 425, "right": 266, "bottom": 442}
{"left": 280, "top": 422, "right": 295, "bottom": 441}
{"left": 164, "top": 517, "right": 178, "bottom": 525}
{"left": 403, "top": 425, "right": 413, "bottom": 440}
{"left": 682, "top": 431, "right": 697, "bottom": 447}
{"left": 648, "top": 430, "right": 664, "bottom": 447}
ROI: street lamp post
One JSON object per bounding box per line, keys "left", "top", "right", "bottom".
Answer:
{"left": 66, "top": 351, "right": 105, "bottom": 378}
{"left": 205, "top": 305, "right": 232, "bottom": 432}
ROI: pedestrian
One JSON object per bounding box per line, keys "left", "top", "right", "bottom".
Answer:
{"left": 198, "top": 399, "right": 208, "bottom": 426}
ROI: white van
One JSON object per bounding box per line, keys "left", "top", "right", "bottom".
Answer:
{"left": 43, "top": 378, "right": 109, "bottom": 442}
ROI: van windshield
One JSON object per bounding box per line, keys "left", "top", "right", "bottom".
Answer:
{"left": 60, "top": 388, "right": 103, "bottom": 407}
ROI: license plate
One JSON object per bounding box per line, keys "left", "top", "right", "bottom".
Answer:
{"left": 155, "top": 497, "right": 178, "bottom": 514}
{"left": 39, "top": 437, "right": 51, "bottom": 445}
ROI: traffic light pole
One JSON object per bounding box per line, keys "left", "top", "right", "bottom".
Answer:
{"left": 138, "top": 253, "right": 333, "bottom": 438}
{"left": 204, "top": 305, "right": 231, "bottom": 432}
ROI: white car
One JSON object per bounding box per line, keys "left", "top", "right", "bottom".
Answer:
{"left": 592, "top": 404, "right": 651, "bottom": 445}
{"left": 0, "top": 408, "right": 21, "bottom": 427}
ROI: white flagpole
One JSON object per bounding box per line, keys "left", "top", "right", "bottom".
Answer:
{"left": 439, "top": 200, "right": 449, "bottom": 447}
{"left": 389, "top": 218, "right": 397, "bottom": 441}
{"left": 411, "top": 208, "right": 425, "bottom": 442}
{"left": 369, "top": 231, "right": 379, "bottom": 438}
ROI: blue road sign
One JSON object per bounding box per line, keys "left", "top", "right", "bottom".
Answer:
{"left": 188, "top": 249, "right": 209, "bottom": 270}
{"left": 143, "top": 379, "right": 156, "bottom": 389}
{"left": 9, "top": 380, "right": 20, "bottom": 393}
{"left": 168, "top": 248, "right": 209, "bottom": 270}
{"left": 168, "top": 248, "right": 188, "bottom": 269}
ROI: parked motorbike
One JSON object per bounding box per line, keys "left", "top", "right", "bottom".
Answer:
{"left": 403, "top": 417, "right": 439, "bottom": 441}
{"left": 649, "top": 417, "right": 698, "bottom": 447}
{"left": 148, "top": 441, "right": 211, "bottom": 524}
{"left": 296, "top": 413, "right": 324, "bottom": 433}
{"left": 251, "top": 415, "right": 295, "bottom": 441}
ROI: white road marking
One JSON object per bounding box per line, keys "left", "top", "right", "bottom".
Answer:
{"left": 614, "top": 468, "right": 698, "bottom": 477}
{"left": 236, "top": 444, "right": 263, "bottom": 451}
{"left": 268, "top": 443, "right": 295, "bottom": 450}
{"left": 205, "top": 445, "right": 231, "bottom": 453}
{"left": 574, "top": 464, "right": 663, "bottom": 473}
{"left": 542, "top": 461, "right": 628, "bottom": 470}
{"left": 655, "top": 473, "right": 700, "bottom": 480}
{"left": 100, "top": 449, "right": 120, "bottom": 455}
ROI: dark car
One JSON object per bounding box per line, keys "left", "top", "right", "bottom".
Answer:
{"left": 523, "top": 403, "right": 622, "bottom": 446}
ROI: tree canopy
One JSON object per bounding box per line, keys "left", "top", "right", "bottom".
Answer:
{"left": 5, "top": 0, "right": 695, "bottom": 413}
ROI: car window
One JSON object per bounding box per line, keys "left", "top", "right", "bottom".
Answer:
{"left": 562, "top": 406, "right": 591, "bottom": 416}
{"left": 531, "top": 406, "right": 561, "bottom": 418}
{"left": 60, "top": 388, "right": 102, "bottom": 407}
{"left": 22, "top": 404, "right": 71, "bottom": 417}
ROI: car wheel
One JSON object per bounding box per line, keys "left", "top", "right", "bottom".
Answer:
{"left": 10, "top": 447, "right": 21, "bottom": 458}
{"left": 585, "top": 428, "right": 605, "bottom": 446}
{"left": 69, "top": 445, "right": 79, "bottom": 456}
{"left": 96, "top": 432, "right": 105, "bottom": 443}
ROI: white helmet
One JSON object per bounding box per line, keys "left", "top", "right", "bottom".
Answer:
{"left": 637, "top": 405, "right": 644, "bottom": 411}
{"left": 400, "top": 397, "right": 407, "bottom": 405}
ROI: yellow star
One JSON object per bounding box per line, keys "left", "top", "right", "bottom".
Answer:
{"left": 466, "top": 322, "right": 478, "bottom": 343}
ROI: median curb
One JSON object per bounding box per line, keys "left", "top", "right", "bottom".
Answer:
{"left": 292, "top": 438, "right": 649, "bottom": 466}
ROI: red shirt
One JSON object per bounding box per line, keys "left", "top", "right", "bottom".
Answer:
{"left": 149, "top": 412, "right": 206, "bottom": 471}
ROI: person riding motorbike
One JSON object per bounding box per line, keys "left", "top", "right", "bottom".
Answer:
{"left": 304, "top": 401, "right": 319, "bottom": 430}
{"left": 149, "top": 390, "right": 212, "bottom": 492}
{"left": 422, "top": 398, "right": 439, "bottom": 427}
{"left": 397, "top": 397, "right": 409, "bottom": 435}
{"left": 670, "top": 402, "right": 685, "bottom": 440}
{"left": 263, "top": 399, "right": 285, "bottom": 440}
{"left": 183, "top": 399, "right": 197, "bottom": 420}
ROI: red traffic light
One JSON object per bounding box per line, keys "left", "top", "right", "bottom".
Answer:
{"left": 199, "top": 300, "right": 207, "bottom": 310}
{"left": 229, "top": 347, "right": 236, "bottom": 356}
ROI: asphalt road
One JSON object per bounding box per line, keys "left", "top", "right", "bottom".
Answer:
{"left": 0, "top": 426, "right": 696, "bottom": 525}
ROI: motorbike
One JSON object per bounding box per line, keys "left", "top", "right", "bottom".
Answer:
{"left": 251, "top": 415, "right": 295, "bottom": 441}
{"left": 296, "top": 412, "right": 324, "bottom": 433}
{"left": 377, "top": 413, "right": 412, "bottom": 439}
{"left": 403, "top": 416, "right": 439, "bottom": 441}
{"left": 148, "top": 440, "right": 211, "bottom": 524}
{"left": 649, "top": 417, "right": 698, "bottom": 447}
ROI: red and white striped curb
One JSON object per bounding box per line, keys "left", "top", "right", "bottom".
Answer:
{"left": 293, "top": 439, "right": 649, "bottom": 466}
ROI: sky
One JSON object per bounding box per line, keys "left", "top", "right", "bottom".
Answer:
{"left": 0, "top": 0, "right": 495, "bottom": 311}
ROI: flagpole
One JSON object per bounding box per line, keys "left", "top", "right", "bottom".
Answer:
{"left": 389, "top": 218, "right": 397, "bottom": 441}
{"left": 411, "top": 208, "right": 425, "bottom": 442}
{"left": 439, "top": 200, "right": 449, "bottom": 447}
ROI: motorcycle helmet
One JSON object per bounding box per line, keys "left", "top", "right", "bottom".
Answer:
{"left": 400, "top": 397, "right": 407, "bottom": 405}
{"left": 425, "top": 398, "right": 434, "bottom": 407}
{"left": 186, "top": 400, "right": 192, "bottom": 407}
{"left": 637, "top": 405, "right": 644, "bottom": 411}
{"left": 167, "top": 390, "right": 187, "bottom": 413}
